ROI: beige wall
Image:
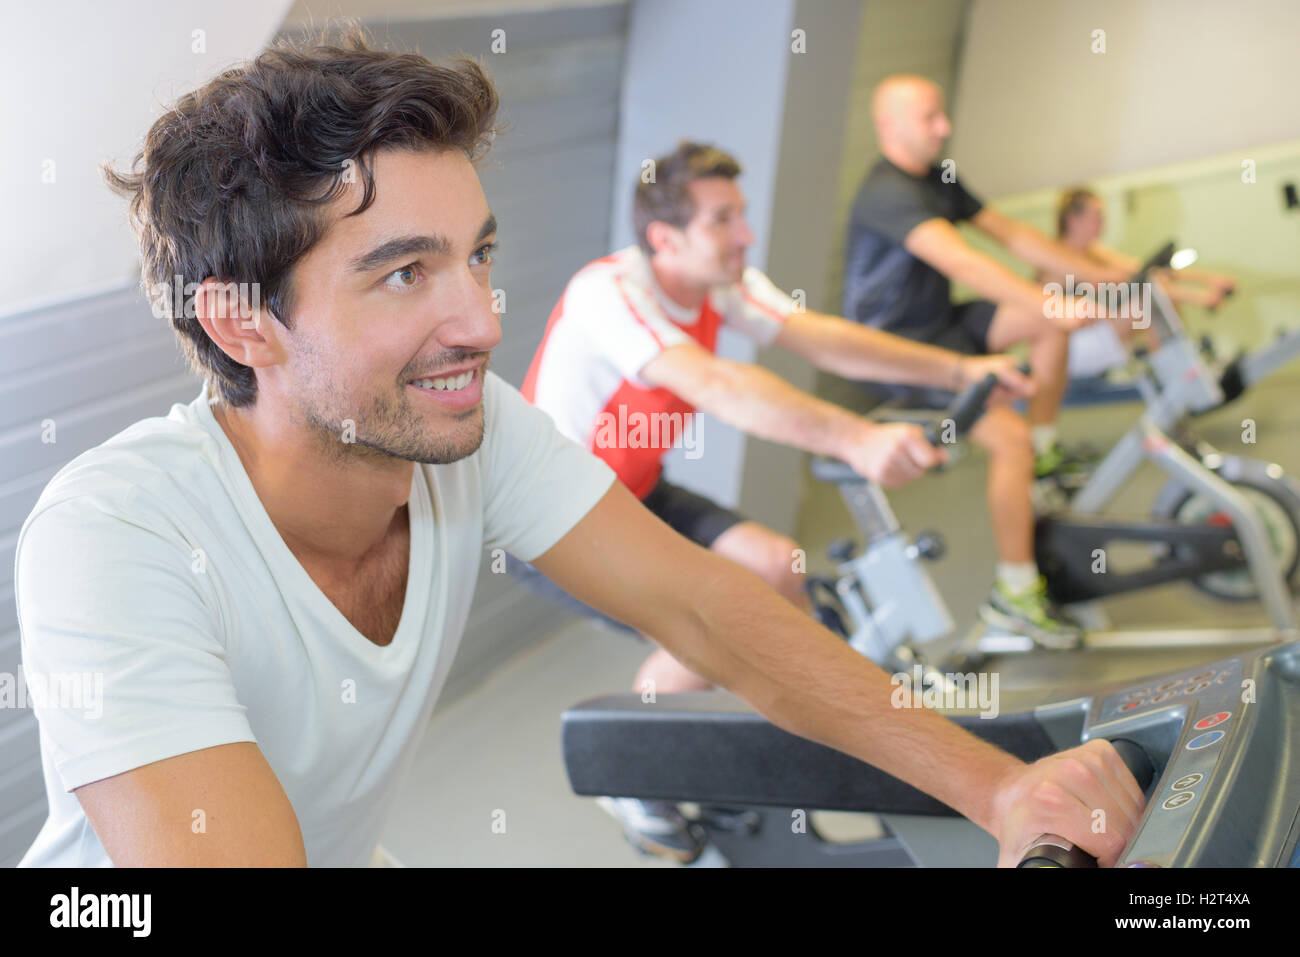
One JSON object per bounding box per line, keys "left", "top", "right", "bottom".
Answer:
{"left": 824, "top": 0, "right": 969, "bottom": 312}
{"left": 949, "top": 0, "right": 1300, "bottom": 199}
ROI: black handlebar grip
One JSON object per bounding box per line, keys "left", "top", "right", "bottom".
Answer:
{"left": 813, "top": 363, "right": 1028, "bottom": 483}
{"left": 923, "top": 371, "right": 1001, "bottom": 446}
{"left": 1132, "top": 241, "right": 1177, "bottom": 283}
{"left": 1018, "top": 738, "right": 1156, "bottom": 868}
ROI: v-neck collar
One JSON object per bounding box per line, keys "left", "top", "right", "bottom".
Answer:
{"left": 192, "top": 381, "right": 431, "bottom": 663}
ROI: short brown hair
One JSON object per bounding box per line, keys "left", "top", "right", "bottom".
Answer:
{"left": 1056, "top": 186, "right": 1099, "bottom": 238}
{"left": 633, "top": 141, "right": 742, "bottom": 255}
{"left": 106, "top": 26, "right": 499, "bottom": 408}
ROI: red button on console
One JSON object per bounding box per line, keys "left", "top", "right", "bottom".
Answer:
{"left": 1194, "top": 711, "right": 1230, "bottom": 730}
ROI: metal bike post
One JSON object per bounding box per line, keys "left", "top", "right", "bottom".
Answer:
{"left": 1139, "top": 419, "right": 1298, "bottom": 635}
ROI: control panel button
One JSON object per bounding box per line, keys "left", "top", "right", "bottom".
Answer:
{"left": 1172, "top": 773, "right": 1203, "bottom": 790}
{"left": 1122, "top": 701, "right": 1144, "bottom": 711}
{"left": 1186, "top": 730, "right": 1225, "bottom": 750}
{"left": 1157, "top": 680, "right": 1181, "bottom": 692}
{"left": 1184, "top": 681, "right": 1213, "bottom": 694}
{"left": 1194, "top": 711, "right": 1231, "bottom": 730}
{"left": 1161, "top": 791, "right": 1195, "bottom": 810}
{"left": 1150, "top": 691, "right": 1179, "bottom": 703}
{"left": 1189, "top": 671, "right": 1215, "bottom": 682}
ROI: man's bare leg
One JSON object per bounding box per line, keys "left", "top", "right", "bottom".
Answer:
{"left": 985, "top": 301, "right": 1070, "bottom": 429}
{"left": 968, "top": 405, "right": 1034, "bottom": 563}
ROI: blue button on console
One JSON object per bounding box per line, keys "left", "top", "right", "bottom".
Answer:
{"left": 1186, "top": 730, "right": 1225, "bottom": 750}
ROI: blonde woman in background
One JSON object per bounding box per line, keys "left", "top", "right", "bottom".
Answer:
{"left": 1045, "top": 187, "right": 1237, "bottom": 378}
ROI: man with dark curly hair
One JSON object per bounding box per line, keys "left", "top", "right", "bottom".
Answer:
{"left": 15, "top": 32, "right": 1144, "bottom": 868}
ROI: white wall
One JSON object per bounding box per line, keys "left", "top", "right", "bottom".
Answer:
{"left": 0, "top": 0, "right": 293, "bottom": 317}
{"left": 949, "top": 0, "right": 1300, "bottom": 199}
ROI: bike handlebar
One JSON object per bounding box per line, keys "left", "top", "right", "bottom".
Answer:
{"left": 1132, "top": 241, "right": 1177, "bottom": 282}
{"left": 1017, "top": 739, "right": 1156, "bottom": 868}
{"left": 810, "top": 364, "right": 1025, "bottom": 485}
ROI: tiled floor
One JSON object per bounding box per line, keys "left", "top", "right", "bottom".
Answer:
{"left": 380, "top": 363, "right": 1300, "bottom": 866}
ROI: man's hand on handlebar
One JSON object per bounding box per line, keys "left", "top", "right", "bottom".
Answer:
{"left": 988, "top": 738, "right": 1148, "bottom": 868}
{"left": 957, "top": 355, "right": 1034, "bottom": 404}
{"left": 845, "top": 421, "right": 947, "bottom": 488}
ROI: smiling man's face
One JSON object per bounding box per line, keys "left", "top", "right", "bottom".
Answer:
{"left": 267, "top": 147, "right": 502, "bottom": 465}
{"left": 667, "top": 176, "right": 753, "bottom": 285}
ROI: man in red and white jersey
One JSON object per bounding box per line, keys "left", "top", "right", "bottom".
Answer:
{"left": 524, "top": 141, "right": 1083, "bottom": 676}
{"left": 518, "top": 140, "right": 1101, "bottom": 862}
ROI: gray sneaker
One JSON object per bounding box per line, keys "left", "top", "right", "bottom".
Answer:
{"left": 979, "top": 576, "right": 1083, "bottom": 650}
{"left": 595, "top": 797, "right": 706, "bottom": 863}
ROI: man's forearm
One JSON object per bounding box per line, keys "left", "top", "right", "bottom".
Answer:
{"left": 947, "top": 247, "right": 1051, "bottom": 314}
{"left": 783, "top": 312, "right": 966, "bottom": 386}
{"left": 694, "top": 359, "right": 873, "bottom": 459}
{"left": 672, "top": 555, "right": 1021, "bottom": 834}
{"left": 1007, "top": 225, "right": 1129, "bottom": 286}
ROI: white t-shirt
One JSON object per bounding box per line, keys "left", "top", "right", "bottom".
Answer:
{"left": 521, "top": 246, "right": 796, "bottom": 498}
{"left": 1069, "top": 321, "right": 1131, "bottom": 378}
{"left": 15, "top": 372, "right": 615, "bottom": 867}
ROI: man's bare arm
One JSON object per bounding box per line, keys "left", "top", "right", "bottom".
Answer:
{"left": 971, "top": 206, "right": 1130, "bottom": 286}
{"left": 905, "top": 218, "right": 1102, "bottom": 329}
{"left": 1057, "top": 243, "right": 1228, "bottom": 308}
{"left": 74, "top": 741, "right": 308, "bottom": 866}
{"left": 533, "top": 483, "right": 1146, "bottom": 865}
{"left": 774, "top": 310, "right": 1032, "bottom": 399}
{"left": 905, "top": 218, "right": 1056, "bottom": 314}
{"left": 641, "top": 341, "right": 943, "bottom": 487}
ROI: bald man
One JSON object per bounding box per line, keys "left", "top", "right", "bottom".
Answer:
{"left": 841, "top": 75, "right": 1138, "bottom": 643}
{"left": 845, "top": 75, "right": 1130, "bottom": 467}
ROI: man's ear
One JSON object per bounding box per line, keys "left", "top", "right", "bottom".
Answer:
{"left": 644, "top": 220, "right": 680, "bottom": 258}
{"left": 192, "top": 277, "right": 283, "bottom": 370}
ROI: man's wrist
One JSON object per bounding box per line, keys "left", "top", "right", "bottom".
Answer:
{"left": 950, "top": 356, "right": 967, "bottom": 391}
{"left": 964, "top": 751, "right": 1027, "bottom": 837}
{"left": 833, "top": 415, "right": 876, "bottom": 461}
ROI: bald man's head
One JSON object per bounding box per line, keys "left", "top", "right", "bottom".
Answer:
{"left": 872, "top": 74, "right": 951, "bottom": 170}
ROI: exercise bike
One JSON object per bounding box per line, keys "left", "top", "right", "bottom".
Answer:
{"left": 565, "top": 378, "right": 1299, "bottom": 867}
{"left": 1030, "top": 242, "right": 1300, "bottom": 636}
{"left": 804, "top": 372, "right": 1295, "bottom": 678}
{"left": 562, "top": 637, "right": 1300, "bottom": 867}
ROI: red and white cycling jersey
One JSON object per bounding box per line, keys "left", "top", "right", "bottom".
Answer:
{"left": 522, "top": 245, "right": 796, "bottom": 499}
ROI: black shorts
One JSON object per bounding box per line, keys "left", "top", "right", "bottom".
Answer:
{"left": 864, "top": 299, "right": 999, "bottom": 409}
{"left": 642, "top": 476, "right": 746, "bottom": 548}
{"left": 505, "top": 477, "right": 746, "bottom": 633}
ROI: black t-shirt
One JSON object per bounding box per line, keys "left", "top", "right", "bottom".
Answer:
{"left": 841, "top": 157, "right": 983, "bottom": 339}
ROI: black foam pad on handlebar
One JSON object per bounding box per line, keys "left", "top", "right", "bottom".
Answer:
{"left": 923, "top": 371, "right": 1001, "bottom": 445}
{"left": 812, "top": 364, "right": 1024, "bottom": 483}
{"left": 1132, "top": 240, "right": 1177, "bottom": 282}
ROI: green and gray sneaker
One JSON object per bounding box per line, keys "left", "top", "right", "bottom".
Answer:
{"left": 1034, "top": 441, "right": 1098, "bottom": 492}
{"left": 979, "top": 576, "right": 1083, "bottom": 650}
